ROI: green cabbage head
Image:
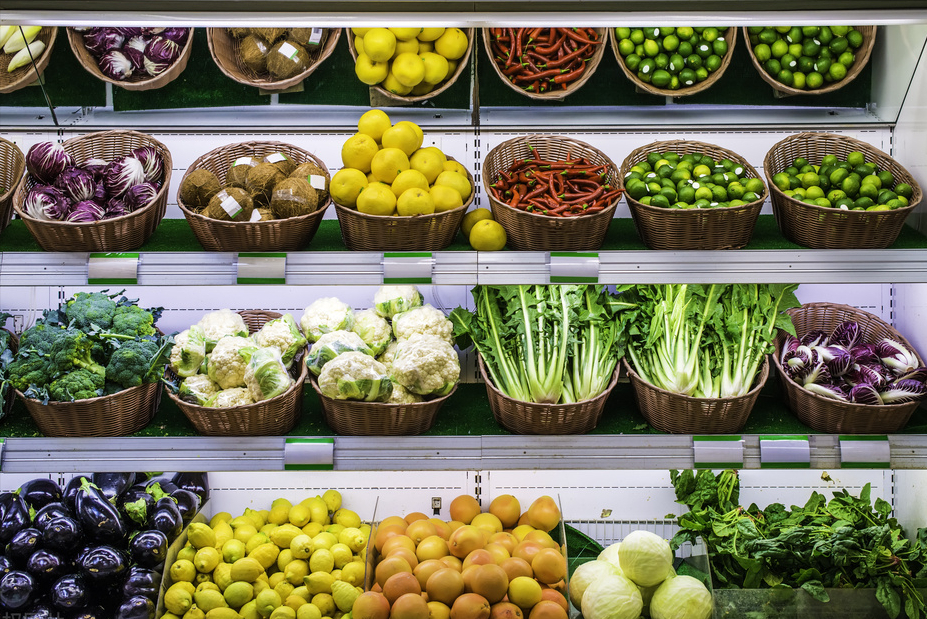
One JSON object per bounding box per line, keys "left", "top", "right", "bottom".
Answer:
{"left": 618, "top": 530, "right": 675, "bottom": 587}
{"left": 650, "top": 575, "right": 713, "bottom": 619}
{"left": 581, "top": 573, "right": 643, "bottom": 619}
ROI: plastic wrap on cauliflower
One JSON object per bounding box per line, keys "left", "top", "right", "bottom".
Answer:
{"left": 178, "top": 374, "right": 220, "bottom": 406}
{"left": 377, "top": 340, "right": 400, "bottom": 374}
{"left": 390, "top": 333, "right": 460, "bottom": 397}
{"left": 373, "top": 285, "right": 423, "bottom": 319}
{"left": 351, "top": 309, "right": 392, "bottom": 356}
{"left": 306, "top": 330, "right": 373, "bottom": 376}
{"left": 206, "top": 335, "right": 257, "bottom": 390}
{"left": 170, "top": 325, "right": 207, "bottom": 378}
{"left": 387, "top": 382, "right": 424, "bottom": 405}
{"left": 392, "top": 304, "right": 454, "bottom": 344}
{"left": 253, "top": 313, "right": 307, "bottom": 368}
{"left": 318, "top": 351, "right": 392, "bottom": 402}
{"left": 300, "top": 297, "right": 354, "bottom": 343}
{"left": 197, "top": 309, "right": 249, "bottom": 352}
{"left": 244, "top": 347, "right": 294, "bottom": 402}
{"left": 205, "top": 387, "right": 254, "bottom": 408}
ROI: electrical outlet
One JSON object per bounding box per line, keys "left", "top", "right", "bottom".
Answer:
{"left": 432, "top": 497, "right": 442, "bottom": 515}
{"left": 12, "top": 314, "right": 24, "bottom": 334}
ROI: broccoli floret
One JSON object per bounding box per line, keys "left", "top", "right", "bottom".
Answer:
{"left": 19, "top": 323, "right": 65, "bottom": 355}
{"left": 111, "top": 305, "right": 157, "bottom": 338}
{"left": 48, "top": 368, "right": 105, "bottom": 402}
{"left": 48, "top": 328, "right": 106, "bottom": 378}
{"left": 7, "top": 353, "right": 51, "bottom": 392}
{"left": 105, "top": 339, "right": 161, "bottom": 389}
{"left": 65, "top": 291, "right": 117, "bottom": 330}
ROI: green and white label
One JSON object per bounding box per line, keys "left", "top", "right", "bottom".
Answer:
{"left": 549, "top": 252, "right": 599, "bottom": 283}
{"left": 308, "top": 174, "right": 327, "bottom": 191}
{"left": 309, "top": 28, "right": 323, "bottom": 45}
{"left": 216, "top": 190, "right": 242, "bottom": 219}
{"left": 88, "top": 253, "right": 139, "bottom": 285}
{"left": 284, "top": 437, "right": 334, "bottom": 470}
{"left": 383, "top": 252, "right": 434, "bottom": 284}
{"left": 232, "top": 156, "right": 253, "bottom": 167}
{"left": 278, "top": 42, "right": 300, "bottom": 60}
{"left": 839, "top": 435, "right": 891, "bottom": 468}
{"left": 693, "top": 435, "right": 743, "bottom": 469}
{"left": 265, "top": 152, "right": 288, "bottom": 164}
{"left": 238, "top": 253, "right": 286, "bottom": 284}
{"left": 760, "top": 435, "right": 811, "bottom": 469}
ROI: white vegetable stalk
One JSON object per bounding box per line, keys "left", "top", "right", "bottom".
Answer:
{"left": 3, "top": 25, "right": 42, "bottom": 54}
{"left": 8, "top": 41, "right": 46, "bottom": 72}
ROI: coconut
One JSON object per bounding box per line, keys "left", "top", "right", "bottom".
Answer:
{"left": 267, "top": 40, "right": 309, "bottom": 80}
{"left": 179, "top": 169, "right": 221, "bottom": 209}
{"left": 256, "top": 207, "right": 276, "bottom": 221}
{"left": 290, "top": 161, "right": 329, "bottom": 202}
{"left": 239, "top": 34, "right": 270, "bottom": 75}
{"left": 270, "top": 177, "right": 318, "bottom": 219}
{"left": 226, "top": 156, "right": 261, "bottom": 189}
{"left": 246, "top": 162, "right": 286, "bottom": 208}
{"left": 205, "top": 187, "right": 254, "bottom": 222}
{"left": 253, "top": 28, "right": 287, "bottom": 44}
{"left": 227, "top": 27, "right": 252, "bottom": 39}
{"left": 288, "top": 28, "right": 324, "bottom": 48}
{"left": 263, "top": 152, "right": 296, "bottom": 177}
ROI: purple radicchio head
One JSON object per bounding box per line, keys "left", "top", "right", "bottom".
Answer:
{"left": 879, "top": 379, "right": 927, "bottom": 404}
{"left": 850, "top": 343, "right": 880, "bottom": 366}
{"left": 844, "top": 363, "right": 889, "bottom": 389}
{"left": 849, "top": 382, "right": 883, "bottom": 405}
{"left": 123, "top": 182, "right": 158, "bottom": 211}
{"left": 54, "top": 166, "right": 96, "bottom": 202}
{"left": 160, "top": 28, "right": 190, "bottom": 46}
{"left": 816, "top": 345, "right": 852, "bottom": 378}
{"left": 123, "top": 36, "right": 149, "bottom": 72}
{"left": 144, "top": 36, "right": 180, "bottom": 76}
{"left": 24, "top": 186, "right": 71, "bottom": 220}
{"left": 103, "top": 156, "right": 146, "bottom": 197}
{"left": 98, "top": 50, "right": 134, "bottom": 81}
{"left": 877, "top": 339, "right": 919, "bottom": 376}
{"left": 65, "top": 200, "right": 106, "bottom": 223}
{"left": 80, "top": 158, "right": 109, "bottom": 181}
{"left": 897, "top": 367, "right": 927, "bottom": 383}
{"left": 82, "top": 28, "right": 126, "bottom": 57}
{"left": 829, "top": 321, "right": 861, "bottom": 349}
{"left": 90, "top": 182, "right": 108, "bottom": 205}
{"left": 26, "top": 142, "right": 73, "bottom": 184}
{"left": 103, "top": 198, "right": 130, "bottom": 219}
{"left": 800, "top": 330, "right": 829, "bottom": 348}
{"left": 804, "top": 382, "right": 848, "bottom": 401}
{"left": 114, "top": 27, "right": 143, "bottom": 38}
{"left": 130, "top": 146, "right": 164, "bottom": 184}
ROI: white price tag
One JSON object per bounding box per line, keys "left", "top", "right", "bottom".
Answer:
{"left": 232, "top": 156, "right": 253, "bottom": 167}
{"left": 383, "top": 252, "right": 434, "bottom": 284}
{"left": 840, "top": 435, "right": 891, "bottom": 468}
{"left": 215, "top": 190, "right": 242, "bottom": 219}
{"left": 237, "top": 253, "right": 286, "bottom": 284}
{"left": 693, "top": 436, "right": 744, "bottom": 469}
{"left": 760, "top": 435, "right": 811, "bottom": 469}
{"left": 278, "top": 42, "right": 299, "bottom": 60}
{"left": 284, "top": 438, "right": 334, "bottom": 470}
{"left": 88, "top": 253, "right": 139, "bottom": 285}
{"left": 549, "top": 252, "right": 599, "bottom": 283}
{"left": 308, "top": 174, "right": 327, "bottom": 190}
{"left": 309, "top": 28, "right": 323, "bottom": 45}
{"left": 265, "top": 152, "right": 288, "bottom": 164}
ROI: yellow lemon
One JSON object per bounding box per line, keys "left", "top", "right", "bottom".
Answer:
{"left": 434, "top": 170, "right": 472, "bottom": 201}
{"left": 337, "top": 527, "right": 366, "bottom": 553}
{"left": 329, "top": 168, "right": 367, "bottom": 207}
{"left": 381, "top": 123, "right": 422, "bottom": 157}
{"left": 213, "top": 521, "right": 234, "bottom": 548}
{"left": 381, "top": 72, "right": 412, "bottom": 95}
{"left": 395, "top": 120, "right": 424, "bottom": 146}
{"left": 362, "top": 28, "right": 396, "bottom": 62}
{"left": 329, "top": 543, "right": 353, "bottom": 568}
{"left": 427, "top": 601, "right": 452, "bottom": 619}
{"left": 340, "top": 561, "right": 366, "bottom": 587}
{"left": 194, "top": 547, "right": 221, "bottom": 574}
{"left": 353, "top": 54, "right": 388, "bottom": 86}
{"left": 268, "top": 499, "right": 292, "bottom": 526}
{"left": 389, "top": 27, "right": 423, "bottom": 41}
{"left": 301, "top": 522, "right": 323, "bottom": 538}
{"left": 394, "top": 37, "right": 420, "bottom": 56}
{"left": 351, "top": 27, "right": 371, "bottom": 37}
{"left": 431, "top": 184, "right": 463, "bottom": 212}
{"left": 270, "top": 606, "right": 296, "bottom": 619}
{"left": 435, "top": 28, "right": 469, "bottom": 59}
{"left": 469, "top": 219, "right": 507, "bottom": 251}
{"left": 321, "top": 489, "right": 342, "bottom": 513}
{"left": 284, "top": 559, "right": 309, "bottom": 586}
{"left": 366, "top": 172, "right": 378, "bottom": 184}
{"left": 358, "top": 111, "right": 391, "bottom": 145}
{"left": 340, "top": 134, "right": 379, "bottom": 173}
{"left": 397, "top": 187, "right": 436, "bottom": 216}
{"left": 420, "top": 52, "right": 449, "bottom": 85}
{"left": 410, "top": 82, "right": 436, "bottom": 96}
{"left": 304, "top": 571, "right": 335, "bottom": 596}
{"left": 310, "top": 532, "right": 338, "bottom": 553}
{"left": 290, "top": 534, "right": 313, "bottom": 560}
{"left": 277, "top": 549, "right": 294, "bottom": 572}
{"left": 170, "top": 560, "right": 197, "bottom": 583}
{"left": 296, "top": 604, "right": 321, "bottom": 619}
{"left": 356, "top": 182, "right": 397, "bottom": 216}
{"left": 419, "top": 27, "right": 446, "bottom": 41}
{"left": 255, "top": 589, "right": 282, "bottom": 617}
{"left": 211, "top": 512, "right": 233, "bottom": 527}
{"left": 308, "top": 548, "right": 335, "bottom": 574}
{"left": 409, "top": 146, "right": 446, "bottom": 184}
{"left": 418, "top": 41, "right": 434, "bottom": 54}
{"left": 443, "top": 159, "right": 468, "bottom": 176}
{"left": 353, "top": 35, "right": 365, "bottom": 56}
{"left": 325, "top": 523, "right": 344, "bottom": 537}
{"left": 370, "top": 147, "right": 410, "bottom": 184}
{"left": 391, "top": 52, "right": 426, "bottom": 87}
{"left": 391, "top": 169, "right": 430, "bottom": 197}
{"left": 290, "top": 586, "right": 311, "bottom": 602}
{"left": 310, "top": 593, "right": 336, "bottom": 618}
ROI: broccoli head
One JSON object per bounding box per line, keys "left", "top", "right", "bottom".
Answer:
{"left": 7, "top": 353, "right": 52, "bottom": 392}
{"left": 111, "top": 304, "right": 157, "bottom": 338}
{"left": 49, "top": 368, "right": 105, "bottom": 402}
{"left": 105, "top": 339, "right": 163, "bottom": 389}
{"left": 48, "top": 328, "right": 106, "bottom": 378}
{"left": 65, "top": 291, "right": 117, "bottom": 330}
{"left": 19, "top": 322, "right": 65, "bottom": 355}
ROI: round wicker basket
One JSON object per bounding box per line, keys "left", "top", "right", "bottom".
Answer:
{"left": 482, "top": 134, "right": 622, "bottom": 251}
{"left": 483, "top": 27, "right": 607, "bottom": 101}
{"left": 0, "top": 137, "right": 26, "bottom": 232}
{"left": 625, "top": 358, "right": 769, "bottom": 434}
{"left": 743, "top": 26, "right": 876, "bottom": 97}
{"left": 166, "top": 311, "right": 308, "bottom": 437}
{"left": 620, "top": 139, "right": 766, "bottom": 250}
{"left": 11, "top": 130, "right": 171, "bottom": 252}
{"left": 177, "top": 140, "right": 331, "bottom": 252}
{"left": 0, "top": 26, "right": 57, "bottom": 94}
{"left": 764, "top": 132, "right": 921, "bottom": 249}
{"left": 773, "top": 302, "right": 924, "bottom": 434}
{"left": 609, "top": 26, "right": 737, "bottom": 97}
{"left": 67, "top": 27, "right": 194, "bottom": 91}
{"left": 208, "top": 27, "right": 340, "bottom": 92}
{"left": 333, "top": 156, "right": 473, "bottom": 251}
{"left": 1, "top": 328, "right": 18, "bottom": 421}
{"left": 347, "top": 28, "right": 475, "bottom": 103}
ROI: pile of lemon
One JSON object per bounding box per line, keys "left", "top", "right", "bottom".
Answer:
{"left": 331, "top": 110, "right": 472, "bottom": 219}
{"left": 352, "top": 27, "right": 469, "bottom": 97}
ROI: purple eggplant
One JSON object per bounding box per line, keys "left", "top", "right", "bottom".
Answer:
{"left": 0, "top": 492, "right": 30, "bottom": 544}
{"left": 115, "top": 595, "right": 154, "bottom": 619}
{"left": 18, "top": 478, "right": 63, "bottom": 509}
{"left": 69, "top": 605, "right": 108, "bottom": 619}
{"left": 122, "top": 566, "right": 159, "bottom": 601}
{"left": 27, "top": 604, "right": 58, "bottom": 618}
{"left": 43, "top": 516, "right": 82, "bottom": 554}
{"left": 127, "top": 529, "right": 167, "bottom": 568}
{"left": 78, "top": 545, "right": 127, "bottom": 584}
{"left": 50, "top": 573, "right": 89, "bottom": 610}
{"left": 5, "top": 527, "right": 42, "bottom": 565}
{"left": 172, "top": 472, "right": 209, "bottom": 505}
{"left": 0, "top": 555, "right": 13, "bottom": 576}
{"left": 144, "top": 477, "right": 178, "bottom": 496}
{"left": 91, "top": 473, "right": 136, "bottom": 503}
{"left": 0, "top": 570, "right": 35, "bottom": 610}
{"left": 74, "top": 478, "right": 125, "bottom": 545}
{"left": 63, "top": 476, "right": 85, "bottom": 513}
{"left": 117, "top": 487, "right": 153, "bottom": 527}
{"left": 149, "top": 498, "right": 182, "bottom": 541}
{"left": 33, "top": 502, "right": 72, "bottom": 531}
{"left": 26, "top": 549, "right": 69, "bottom": 584}
{"left": 170, "top": 488, "right": 200, "bottom": 525}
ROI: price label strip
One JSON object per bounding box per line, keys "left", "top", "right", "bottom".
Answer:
{"left": 549, "top": 252, "right": 599, "bottom": 283}
{"left": 839, "top": 435, "right": 891, "bottom": 468}
{"left": 760, "top": 435, "right": 811, "bottom": 469}
{"left": 284, "top": 438, "right": 334, "bottom": 470}
{"left": 383, "top": 252, "right": 434, "bottom": 284}
{"left": 693, "top": 435, "right": 744, "bottom": 469}
{"left": 237, "top": 253, "right": 286, "bottom": 284}
{"left": 88, "top": 253, "right": 139, "bottom": 285}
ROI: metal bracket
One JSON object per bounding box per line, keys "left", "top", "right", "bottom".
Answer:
{"left": 549, "top": 252, "right": 600, "bottom": 283}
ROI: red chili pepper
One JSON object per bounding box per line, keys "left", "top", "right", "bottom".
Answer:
{"left": 553, "top": 65, "right": 587, "bottom": 84}
{"left": 559, "top": 27, "right": 601, "bottom": 46}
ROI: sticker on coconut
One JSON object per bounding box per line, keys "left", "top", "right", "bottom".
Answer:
{"left": 309, "top": 28, "right": 323, "bottom": 45}
{"left": 278, "top": 42, "right": 300, "bottom": 62}
{"left": 232, "top": 156, "right": 254, "bottom": 167}
{"left": 266, "top": 152, "right": 288, "bottom": 164}
{"left": 308, "top": 174, "right": 326, "bottom": 190}
{"left": 217, "top": 190, "right": 243, "bottom": 218}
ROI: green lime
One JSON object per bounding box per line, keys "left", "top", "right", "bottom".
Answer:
{"left": 896, "top": 196, "right": 909, "bottom": 207}
{"left": 659, "top": 186, "right": 678, "bottom": 202}
{"left": 867, "top": 204, "right": 891, "bottom": 211}
{"left": 663, "top": 34, "right": 679, "bottom": 52}
{"left": 895, "top": 183, "right": 913, "bottom": 199}
{"left": 886, "top": 198, "right": 904, "bottom": 209}
{"left": 687, "top": 54, "right": 704, "bottom": 69}
{"left": 806, "top": 71, "right": 824, "bottom": 89}
{"left": 625, "top": 53, "right": 642, "bottom": 71}
{"left": 805, "top": 186, "right": 825, "bottom": 200}
{"left": 835, "top": 198, "right": 854, "bottom": 209}
{"left": 667, "top": 53, "right": 685, "bottom": 73}
{"left": 692, "top": 164, "right": 711, "bottom": 178}
{"left": 828, "top": 37, "right": 849, "bottom": 54}
{"left": 838, "top": 51, "right": 855, "bottom": 67}
{"left": 786, "top": 27, "right": 803, "bottom": 44}
{"left": 814, "top": 197, "right": 832, "bottom": 207}
{"left": 712, "top": 39, "right": 728, "bottom": 57}
{"left": 646, "top": 181, "right": 662, "bottom": 195}
{"left": 705, "top": 54, "right": 722, "bottom": 72}
{"left": 853, "top": 196, "right": 874, "bottom": 208}
{"left": 847, "top": 29, "right": 863, "bottom": 48}
{"left": 818, "top": 27, "right": 834, "bottom": 45}
{"left": 801, "top": 172, "right": 820, "bottom": 188}
{"left": 643, "top": 39, "right": 660, "bottom": 57}
{"left": 831, "top": 26, "right": 850, "bottom": 36}
{"left": 788, "top": 43, "right": 803, "bottom": 58}
{"left": 765, "top": 58, "right": 782, "bottom": 75}
{"left": 694, "top": 186, "right": 713, "bottom": 201}
{"left": 802, "top": 39, "right": 821, "bottom": 57}
{"left": 758, "top": 29, "right": 778, "bottom": 46}
{"left": 877, "top": 170, "right": 894, "bottom": 187}
{"left": 616, "top": 27, "right": 631, "bottom": 39}
{"left": 752, "top": 43, "right": 771, "bottom": 63}
{"left": 678, "top": 185, "right": 696, "bottom": 203}
{"left": 841, "top": 176, "right": 861, "bottom": 197}
{"left": 669, "top": 75, "right": 680, "bottom": 89}
{"left": 677, "top": 26, "right": 695, "bottom": 39}
{"left": 814, "top": 58, "right": 832, "bottom": 75}
{"left": 678, "top": 41, "right": 693, "bottom": 57}
{"left": 858, "top": 183, "right": 879, "bottom": 200}
{"left": 827, "top": 189, "right": 847, "bottom": 203}
{"left": 801, "top": 26, "right": 820, "bottom": 37}
{"left": 799, "top": 163, "right": 816, "bottom": 174}
{"left": 711, "top": 185, "right": 728, "bottom": 201}
{"left": 846, "top": 151, "right": 865, "bottom": 167}
{"left": 618, "top": 38, "right": 635, "bottom": 56}
{"left": 771, "top": 39, "right": 788, "bottom": 58}
{"left": 655, "top": 53, "right": 670, "bottom": 69}
{"left": 777, "top": 69, "right": 794, "bottom": 86}
{"left": 651, "top": 193, "right": 671, "bottom": 208}
{"left": 792, "top": 187, "right": 806, "bottom": 198}
{"left": 797, "top": 55, "right": 814, "bottom": 73}
{"left": 695, "top": 67, "right": 709, "bottom": 81}
{"left": 644, "top": 27, "right": 661, "bottom": 39}
{"left": 727, "top": 183, "right": 745, "bottom": 199}
{"left": 696, "top": 42, "right": 712, "bottom": 58}
{"left": 651, "top": 69, "right": 672, "bottom": 88}
{"left": 702, "top": 27, "right": 719, "bottom": 42}
{"left": 670, "top": 167, "right": 691, "bottom": 183}
{"left": 791, "top": 72, "right": 807, "bottom": 89}
{"left": 878, "top": 188, "right": 897, "bottom": 203}
{"left": 638, "top": 58, "right": 656, "bottom": 81}
{"left": 861, "top": 174, "right": 882, "bottom": 189}
{"left": 744, "top": 178, "right": 765, "bottom": 194}
{"left": 630, "top": 29, "right": 645, "bottom": 44}
{"left": 781, "top": 53, "right": 798, "bottom": 70}
{"left": 639, "top": 196, "right": 652, "bottom": 205}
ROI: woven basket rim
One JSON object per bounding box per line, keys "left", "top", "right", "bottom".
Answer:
{"left": 308, "top": 373, "right": 459, "bottom": 409}
{"left": 347, "top": 28, "right": 475, "bottom": 103}
{"left": 609, "top": 26, "right": 737, "bottom": 97}
{"left": 0, "top": 137, "right": 26, "bottom": 205}
{"left": 624, "top": 355, "right": 770, "bottom": 404}
{"left": 15, "top": 382, "right": 153, "bottom": 406}
{"left": 482, "top": 27, "right": 608, "bottom": 101}
{"left": 0, "top": 26, "right": 58, "bottom": 94}
{"left": 478, "top": 353, "right": 621, "bottom": 408}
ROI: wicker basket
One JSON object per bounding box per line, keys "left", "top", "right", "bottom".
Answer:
{"left": 177, "top": 140, "right": 330, "bottom": 252}
{"left": 1, "top": 328, "right": 18, "bottom": 421}
{"left": 478, "top": 355, "right": 620, "bottom": 434}
{"left": 609, "top": 26, "right": 737, "bottom": 97}
{"left": 620, "top": 139, "right": 766, "bottom": 250}
{"left": 0, "top": 137, "right": 26, "bottom": 232}
{"left": 0, "top": 26, "right": 57, "bottom": 94}
{"left": 773, "top": 302, "right": 924, "bottom": 434}
{"left": 347, "top": 28, "right": 474, "bottom": 103}
{"left": 166, "top": 311, "right": 308, "bottom": 436}
{"left": 208, "top": 27, "right": 340, "bottom": 92}
{"left": 67, "top": 27, "right": 194, "bottom": 91}
{"left": 334, "top": 156, "right": 473, "bottom": 251}
{"left": 744, "top": 26, "right": 876, "bottom": 97}
{"left": 482, "top": 135, "right": 622, "bottom": 251}
{"left": 11, "top": 130, "right": 171, "bottom": 252}
{"left": 482, "top": 28, "right": 607, "bottom": 101}
{"left": 625, "top": 358, "right": 770, "bottom": 434}
{"left": 309, "top": 376, "right": 456, "bottom": 436}
{"left": 764, "top": 132, "right": 922, "bottom": 249}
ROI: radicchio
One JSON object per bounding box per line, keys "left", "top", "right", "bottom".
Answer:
{"left": 123, "top": 182, "right": 157, "bottom": 211}
{"left": 800, "top": 330, "right": 828, "bottom": 348}
{"left": 103, "top": 156, "right": 145, "bottom": 197}
{"left": 65, "top": 200, "right": 106, "bottom": 223}
{"left": 849, "top": 382, "right": 883, "bottom": 405}
{"left": 144, "top": 36, "right": 180, "bottom": 76}
{"left": 879, "top": 379, "right": 927, "bottom": 404}
{"left": 130, "top": 146, "right": 164, "bottom": 184}
{"left": 26, "top": 142, "right": 73, "bottom": 184}
{"left": 104, "top": 198, "right": 130, "bottom": 219}
{"left": 99, "top": 50, "right": 134, "bottom": 81}
{"left": 877, "top": 339, "right": 919, "bottom": 376}
{"left": 844, "top": 364, "right": 889, "bottom": 389}
{"left": 817, "top": 345, "right": 852, "bottom": 378}
{"left": 54, "top": 166, "right": 96, "bottom": 202}
{"left": 123, "top": 36, "right": 148, "bottom": 72}
{"left": 804, "top": 382, "right": 848, "bottom": 401}
{"left": 90, "top": 183, "right": 108, "bottom": 205}
{"left": 829, "top": 321, "right": 861, "bottom": 349}
{"left": 849, "top": 343, "right": 880, "bottom": 366}
{"left": 82, "top": 28, "right": 125, "bottom": 57}
{"left": 23, "top": 186, "right": 71, "bottom": 220}
{"left": 81, "top": 158, "right": 109, "bottom": 181}
{"left": 160, "top": 28, "right": 190, "bottom": 46}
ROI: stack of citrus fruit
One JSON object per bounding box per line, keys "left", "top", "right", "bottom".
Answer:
{"left": 613, "top": 26, "right": 730, "bottom": 91}
{"left": 747, "top": 26, "right": 866, "bottom": 91}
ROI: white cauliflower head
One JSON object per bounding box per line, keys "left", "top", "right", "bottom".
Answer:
{"left": 197, "top": 309, "right": 249, "bottom": 352}
{"left": 253, "top": 313, "right": 308, "bottom": 368}
{"left": 392, "top": 304, "right": 454, "bottom": 344}
{"left": 373, "top": 285, "right": 423, "bottom": 319}
{"left": 318, "top": 351, "right": 392, "bottom": 402}
{"left": 306, "top": 330, "right": 372, "bottom": 376}
{"left": 387, "top": 382, "right": 424, "bottom": 405}
{"left": 244, "top": 347, "right": 294, "bottom": 402}
{"left": 170, "top": 325, "right": 206, "bottom": 378}
{"left": 351, "top": 309, "right": 392, "bottom": 356}
{"left": 205, "top": 387, "right": 254, "bottom": 408}
{"left": 377, "top": 340, "right": 400, "bottom": 374}
{"left": 206, "top": 335, "right": 257, "bottom": 390}
{"left": 178, "top": 374, "right": 220, "bottom": 406}
{"left": 300, "top": 297, "right": 354, "bottom": 343}
{"left": 390, "top": 333, "right": 460, "bottom": 397}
